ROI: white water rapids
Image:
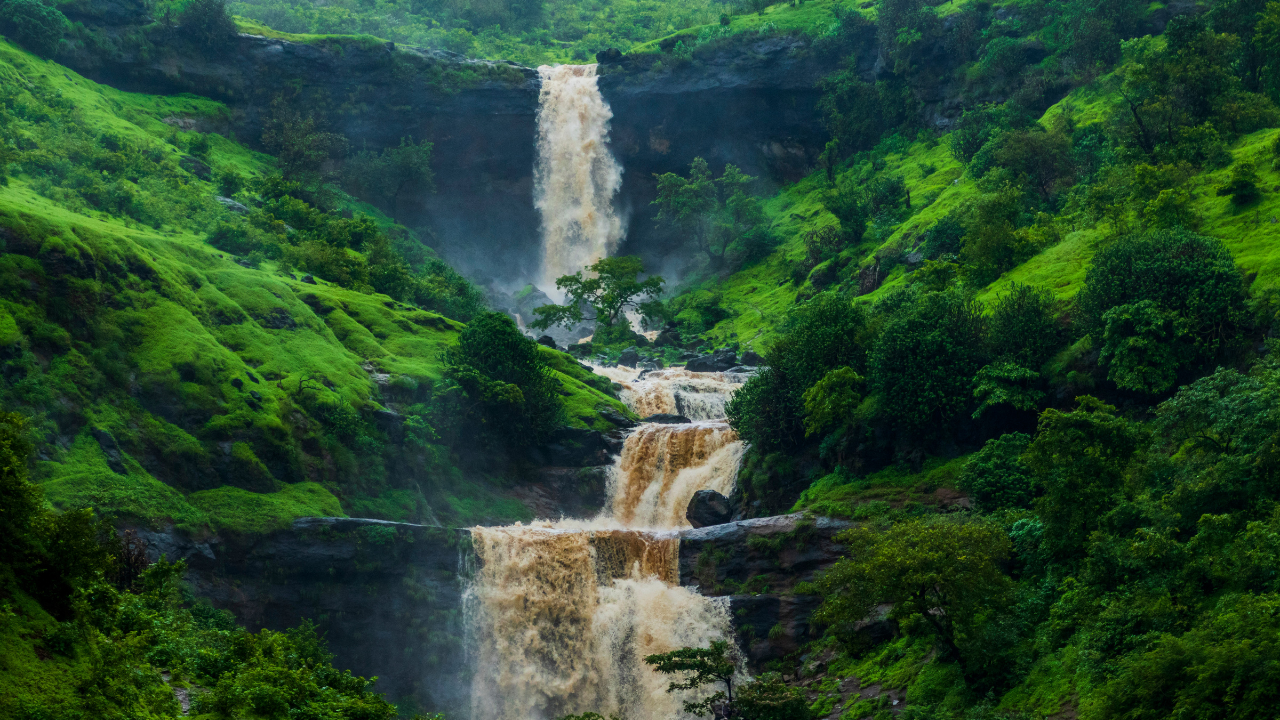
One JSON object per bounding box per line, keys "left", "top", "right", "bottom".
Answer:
{"left": 465, "top": 367, "right": 750, "bottom": 720}
{"left": 534, "top": 64, "right": 624, "bottom": 295}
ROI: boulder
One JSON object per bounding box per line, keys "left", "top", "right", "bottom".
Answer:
{"left": 686, "top": 349, "right": 737, "bottom": 372}
{"left": 654, "top": 328, "right": 682, "bottom": 347}
{"left": 642, "top": 413, "right": 691, "bottom": 424}
{"left": 595, "top": 47, "right": 624, "bottom": 64}
{"left": 536, "top": 335, "right": 558, "bottom": 349}
{"left": 686, "top": 489, "right": 733, "bottom": 528}
{"left": 617, "top": 346, "right": 640, "bottom": 368}
{"left": 598, "top": 406, "right": 636, "bottom": 429}
{"left": 740, "top": 350, "right": 763, "bottom": 366}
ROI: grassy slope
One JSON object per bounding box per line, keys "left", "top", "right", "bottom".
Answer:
{"left": 0, "top": 41, "right": 623, "bottom": 532}
{"left": 689, "top": 79, "right": 1280, "bottom": 355}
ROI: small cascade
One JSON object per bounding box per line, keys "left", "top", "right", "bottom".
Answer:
{"left": 534, "top": 64, "right": 624, "bottom": 293}
{"left": 466, "top": 526, "right": 732, "bottom": 720}
{"left": 465, "top": 364, "right": 750, "bottom": 719}
{"left": 610, "top": 422, "right": 745, "bottom": 529}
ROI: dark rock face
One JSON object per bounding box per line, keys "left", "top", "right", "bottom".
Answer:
{"left": 685, "top": 349, "right": 737, "bottom": 372}
{"left": 92, "top": 427, "right": 126, "bottom": 474}
{"left": 679, "top": 514, "right": 853, "bottom": 667}
{"left": 536, "top": 334, "right": 558, "bottom": 349}
{"left": 55, "top": 31, "right": 841, "bottom": 286}
{"left": 686, "top": 489, "right": 733, "bottom": 528}
{"left": 533, "top": 426, "right": 615, "bottom": 467}
{"left": 740, "top": 350, "right": 764, "bottom": 366}
{"left": 131, "top": 518, "right": 471, "bottom": 717}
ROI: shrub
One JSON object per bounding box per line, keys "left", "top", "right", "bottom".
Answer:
{"left": 1076, "top": 229, "right": 1247, "bottom": 387}
{"left": 177, "top": 0, "right": 237, "bottom": 51}
{"left": 1217, "top": 160, "right": 1263, "bottom": 206}
{"left": 869, "top": 289, "right": 989, "bottom": 436}
{"left": 958, "top": 433, "right": 1037, "bottom": 511}
{"left": 446, "top": 312, "right": 565, "bottom": 447}
{"left": 0, "top": 0, "right": 68, "bottom": 57}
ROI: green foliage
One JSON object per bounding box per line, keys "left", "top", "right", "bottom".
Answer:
{"left": 819, "top": 73, "right": 915, "bottom": 153}
{"left": 735, "top": 673, "right": 814, "bottom": 720}
{"left": 957, "top": 433, "right": 1036, "bottom": 511}
{"left": 971, "top": 359, "right": 1044, "bottom": 418}
{"left": 869, "top": 289, "right": 989, "bottom": 436}
{"left": 989, "top": 283, "right": 1061, "bottom": 368}
{"left": 822, "top": 174, "right": 868, "bottom": 242}
{"left": 177, "top": 0, "right": 238, "bottom": 51}
{"left": 261, "top": 96, "right": 348, "bottom": 189}
{"left": 1024, "top": 396, "right": 1146, "bottom": 562}
{"left": 814, "top": 516, "right": 1013, "bottom": 662}
{"left": 343, "top": 136, "right": 435, "bottom": 211}
{"left": 644, "top": 640, "right": 739, "bottom": 717}
{"left": 1217, "top": 159, "right": 1263, "bottom": 205}
{"left": 728, "top": 294, "right": 869, "bottom": 453}
{"left": 653, "top": 158, "right": 776, "bottom": 269}
{"left": 1076, "top": 229, "right": 1247, "bottom": 388}
{"left": 802, "top": 367, "right": 864, "bottom": 437}
{"left": 0, "top": 0, "right": 67, "bottom": 57}
{"left": 1094, "top": 592, "right": 1280, "bottom": 720}
{"left": 531, "top": 256, "right": 664, "bottom": 342}
{"left": 446, "top": 311, "right": 566, "bottom": 447}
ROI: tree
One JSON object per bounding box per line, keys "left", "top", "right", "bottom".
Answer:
{"left": 644, "top": 640, "right": 739, "bottom": 717}
{"left": 177, "top": 0, "right": 237, "bottom": 51}
{"left": 1217, "top": 160, "right": 1263, "bottom": 206}
{"left": 993, "top": 128, "right": 1076, "bottom": 201}
{"left": 958, "top": 433, "right": 1037, "bottom": 511}
{"left": 344, "top": 137, "right": 435, "bottom": 211}
{"left": 0, "top": 0, "right": 68, "bottom": 57}
{"left": 653, "top": 159, "right": 774, "bottom": 269}
{"left": 530, "top": 256, "right": 664, "bottom": 345}
{"left": 1076, "top": 229, "right": 1247, "bottom": 386}
{"left": 261, "top": 97, "right": 349, "bottom": 189}
{"left": 869, "top": 289, "right": 989, "bottom": 437}
{"left": 446, "top": 312, "right": 565, "bottom": 446}
{"left": 729, "top": 295, "right": 871, "bottom": 453}
{"left": 989, "top": 282, "right": 1061, "bottom": 368}
{"left": 813, "top": 517, "right": 1013, "bottom": 662}
{"left": 1023, "top": 396, "right": 1147, "bottom": 562}
{"left": 822, "top": 174, "right": 868, "bottom": 242}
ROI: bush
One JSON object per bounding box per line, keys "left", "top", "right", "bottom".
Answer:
{"left": 0, "top": 0, "right": 68, "bottom": 57}
{"left": 446, "top": 312, "right": 565, "bottom": 447}
{"left": 869, "top": 289, "right": 989, "bottom": 436}
{"left": 178, "top": 0, "right": 237, "bottom": 50}
{"left": 1217, "top": 160, "right": 1263, "bottom": 206}
{"left": 1076, "top": 229, "right": 1247, "bottom": 387}
{"left": 958, "top": 433, "right": 1037, "bottom": 511}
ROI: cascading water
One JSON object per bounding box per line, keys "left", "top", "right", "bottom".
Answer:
{"left": 464, "top": 367, "right": 750, "bottom": 720}
{"left": 534, "top": 64, "right": 624, "bottom": 294}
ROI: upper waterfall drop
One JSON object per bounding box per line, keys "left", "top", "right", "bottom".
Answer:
{"left": 534, "top": 64, "right": 625, "bottom": 292}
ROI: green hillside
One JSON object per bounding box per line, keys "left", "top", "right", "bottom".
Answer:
{"left": 0, "top": 37, "right": 626, "bottom": 534}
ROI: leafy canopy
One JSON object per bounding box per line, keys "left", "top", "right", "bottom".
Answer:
{"left": 530, "top": 256, "right": 664, "bottom": 342}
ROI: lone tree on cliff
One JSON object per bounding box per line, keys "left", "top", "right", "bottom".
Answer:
{"left": 531, "top": 256, "right": 665, "bottom": 345}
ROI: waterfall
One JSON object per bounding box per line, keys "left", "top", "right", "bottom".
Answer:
{"left": 465, "top": 355, "right": 748, "bottom": 720}
{"left": 534, "top": 64, "right": 624, "bottom": 293}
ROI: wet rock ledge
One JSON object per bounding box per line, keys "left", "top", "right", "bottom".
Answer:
{"left": 678, "top": 514, "right": 854, "bottom": 667}
{"left": 133, "top": 517, "right": 471, "bottom": 717}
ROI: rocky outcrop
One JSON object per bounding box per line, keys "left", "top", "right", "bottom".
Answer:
{"left": 131, "top": 518, "right": 471, "bottom": 717}
{"left": 678, "top": 514, "right": 853, "bottom": 666}
{"left": 686, "top": 489, "right": 733, "bottom": 528}
{"left": 685, "top": 348, "right": 738, "bottom": 372}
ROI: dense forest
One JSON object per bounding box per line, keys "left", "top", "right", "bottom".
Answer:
{"left": 1, "top": 0, "right": 1279, "bottom": 717}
